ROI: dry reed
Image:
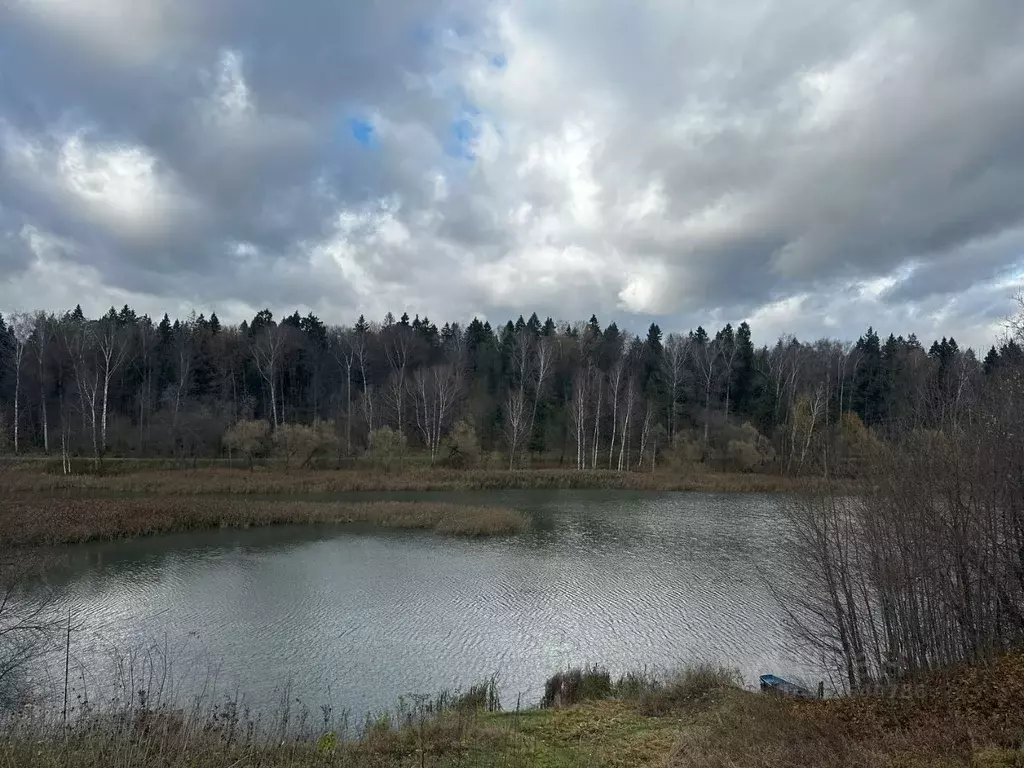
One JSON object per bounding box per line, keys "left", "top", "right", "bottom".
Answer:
{"left": 0, "top": 497, "right": 529, "bottom": 546}
{"left": 0, "top": 466, "right": 813, "bottom": 496}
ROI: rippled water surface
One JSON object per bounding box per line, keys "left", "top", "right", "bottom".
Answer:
{"left": 36, "top": 490, "right": 805, "bottom": 714}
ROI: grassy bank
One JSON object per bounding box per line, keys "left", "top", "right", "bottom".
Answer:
{"left": 1, "top": 497, "right": 529, "bottom": 545}
{"left": 5, "top": 659, "right": 1024, "bottom": 767}
{"left": 0, "top": 465, "right": 811, "bottom": 495}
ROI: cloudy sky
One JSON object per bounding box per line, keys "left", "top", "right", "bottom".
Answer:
{"left": 1, "top": 0, "right": 1022, "bottom": 347}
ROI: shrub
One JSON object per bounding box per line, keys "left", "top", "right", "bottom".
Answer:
{"left": 367, "top": 427, "right": 407, "bottom": 472}
{"left": 638, "top": 663, "right": 742, "bottom": 716}
{"left": 722, "top": 423, "right": 776, "bottom": 472}
{"left": 541, "top": 665, "right": 613, "bottom": 708}
{"left": 445, "top": 420, "right": 481, "bottom": 468}
{"left": 668, "top": 430, "right": 705, "bottom": 466}
{"left": 272, "top": 420, "right": 339, "bottom": 470}
{"left": 222, "top": 420, "right": 270, "bottom": 469}
{"left": 835, "top": 411, "right": 881, "bottom": 474}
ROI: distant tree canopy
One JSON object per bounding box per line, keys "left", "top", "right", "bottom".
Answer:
{"left": 0, "top": 305, "right": 1006, "bottom": 471}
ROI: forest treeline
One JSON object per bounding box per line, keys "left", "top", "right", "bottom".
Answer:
{"left": 0, "top": 304, "right": 1016, "bottom": 471}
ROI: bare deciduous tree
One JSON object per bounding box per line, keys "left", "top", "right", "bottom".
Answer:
{"left": 383, "top": 325, "right": 411, "bottom": 436}
{"left": 526, "top": 336, "right": 552, "bottom": 458}
{"left": 0, "top": 555, "right": 63, "bottom": 692}
{"left": 96, "top": 316, "right": 129, "bottom": 452}
{"left": 662, "top": 333, "right": 690, "bottom": 440}
{"left": 251, "top": 325, "right": 286, "bottom": 429}
{"left": 7, "top": 313, "right": 33, "bottom": 454}
{"left": 785, "top": 366, "right": 1024, "bottom": 692}
{"left": 503, "top": 389, "right": 528, "bottom": 470}
{"left": 692, "top": 336, "right": 721, "bottom": 447}
{"left": 61, "top": 317, "right": 101, "bottom": 464}
{"left": 616, "top": 377, "right": 636, "bottom": 471}
{"left": 30, "top": 312, "right": 53, "bottom": 455}
{"left": 169, "top": 318, "right": 195, "bottom": 454}
{"left": 607, "top": 355, "right": 626, "bottom": 469}
{"left": 570, "top": 369, "right": 590, "bottom": 470}
{"left": 413, "top": 364, "right": 461, "bottom": 464}
{"left": 329, "top": 327, "right": 357, "bottom": 455}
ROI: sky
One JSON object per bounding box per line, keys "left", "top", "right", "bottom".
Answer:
{"left": 1, "top": 0, "right": 1023, "bottom": 348}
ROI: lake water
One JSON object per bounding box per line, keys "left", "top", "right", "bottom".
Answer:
{"left": 27, "top": 490, "right": 808, "bottom": 716}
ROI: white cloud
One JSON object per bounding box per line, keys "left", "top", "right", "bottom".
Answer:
{"left": 618, "top": 262, "right": 671, "bottom": 314}
{"left": 58, "top": 136, "right": 180, "bottom": 232}
{"left": 2, "top": 124, "right": 196, "bottom": 241}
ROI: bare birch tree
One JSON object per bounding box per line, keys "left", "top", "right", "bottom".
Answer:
{"left": 637, "top": 401, "right": 652, "bottom": 470}
{"left": 720, "top": 331, "right": 740, "bottom": 421}
{"left": 617, "top": 378, "right": 636, "bottom": 471}
{"left": 570, "top": 369, "right": 590, "bottom": 470}
{"left": 662, "top": 333, "right": 690, "bottom": 439}
{"left": 607, "top": 355, "right": 625, "bottom": 469}
{"left": 692, "top": 336, "right": 721, "bottom": 447}
{"left": 329, "top": 327, "right": 356, "bottom": 455}
{"left": 384, "top": 326, "right": 411, "bottom": 436}
{"left": 61, "top": 317, "right": 100, "bottom": 463}
{"left": 503, "top": 389, "right": 528, "bottom": 469}
{"left": 7, "top": 313, "right": 33, "bottom": 454}
{"left": 169, "top": 318, "right": 194, "bottom": 453}
{"left": 134, "top": 320, "right": 155, "bottom": 452}
{"left": 505, "top": 329, "right": 534, "bottom": 467}
{"left": 351, "top": 328, "right": 375, "bottom": 436}
{"left": 413, "top": 364, "right": 461, "bottom": 464}
{"left": 251, "top": 324, "right": 286, "bottom": 429}
{"left": 96, "top": 316, "right": 129, "bottom": 452}
{"left": 30, "top": 312, "right": 53, "bottom": 454}
{"left": 527, "top": 336, "right": 552, "bottom": 457}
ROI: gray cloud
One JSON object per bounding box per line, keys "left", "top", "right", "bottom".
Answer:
{"left": 0, "top": 0, "right": 1022, "bottom": 349}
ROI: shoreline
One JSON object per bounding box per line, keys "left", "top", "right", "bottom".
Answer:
{"left": 4, "top": 657, "right": 1022, "bottom": 766}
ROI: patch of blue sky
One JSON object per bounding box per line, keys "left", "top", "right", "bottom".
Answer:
{"left": 444, "top": 102, "right": 480, "bottom": 161}
{"left": 346, "top": 116, "right": 377, "bottom": 148}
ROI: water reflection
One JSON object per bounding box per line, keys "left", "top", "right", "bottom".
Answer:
{"left": 28, "top": 491, "right": 806, "bottom": 716}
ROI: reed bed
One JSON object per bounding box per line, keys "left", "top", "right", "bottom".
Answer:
{"left": 0, "top": 497, "right": 529, "bottom": 546}
{"left": 0, "top": 466, "right": 809, "bottom": 496}
{"left": 0, "top": 675, "right": 512, "bottom": 768}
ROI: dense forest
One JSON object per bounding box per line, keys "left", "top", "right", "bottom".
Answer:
{"left": 0, "top": 304, "right": 1017, "bottom": 471}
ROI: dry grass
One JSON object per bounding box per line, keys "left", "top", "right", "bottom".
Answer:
{"left": 0, "top": 465, "right": 814, "bottom": 496}
{"left": 0, "top": 497, "right": 529, "bottom": 545}
{"left": 0, "top": 692, "right": 517, "bottom": 768}
{"left": 5, "top": 656, "right": 1024, "bottom": 767}
{"left": 662, "top": 654, "right": 1024, "bottom": 768}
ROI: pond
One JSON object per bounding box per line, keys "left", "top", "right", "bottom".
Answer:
{"left": 25, "top": 490, "right": 809, "bottom": 716}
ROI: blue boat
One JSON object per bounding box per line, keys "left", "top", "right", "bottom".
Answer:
{"left": 759, "top": 674, "right": 816, "bottom": 699}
